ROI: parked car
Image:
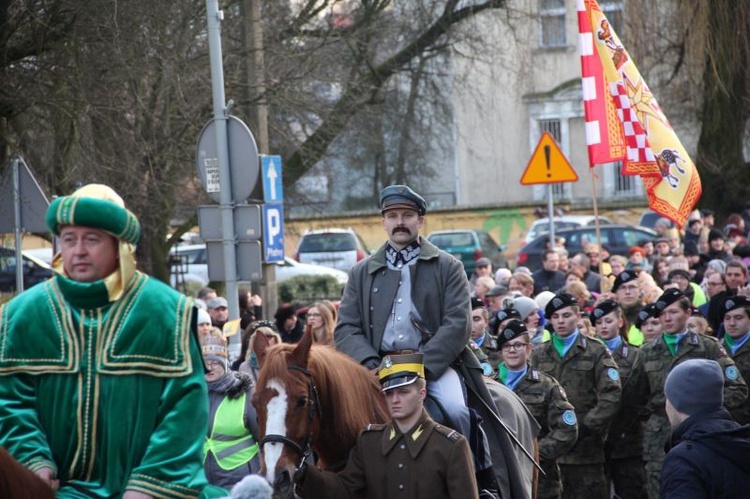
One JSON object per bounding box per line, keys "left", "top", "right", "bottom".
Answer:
{"left": 293, "top": 228, "right": 368, "bottom": 272}
{"left": 524, "top": 215, "right": 612, "bottom": 244}
{"left": 516, "top": 224, "right": 657, "bottom": 272}
{"left": 0, "top": 247, "right": 54, "bottom": 293}
{"left": 638, "top": 209, "right": 675, "bottom": 230}
{"left": 426, "top": 230, "right": 508, "bottom": 276}
{"left": 169, "top": 243, "right": 348, "bottom": 287}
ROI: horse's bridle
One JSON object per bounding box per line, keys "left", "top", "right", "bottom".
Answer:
{"left": 259, "top": 364, "right": 322, "bottom": 466}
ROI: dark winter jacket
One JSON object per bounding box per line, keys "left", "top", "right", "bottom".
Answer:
{"left": 660, "top": 408, "right": 750, "bottom": 498}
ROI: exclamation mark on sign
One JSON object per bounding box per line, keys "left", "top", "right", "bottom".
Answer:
{"left": 544, "top": 145, "right": 551, "bottom": 178}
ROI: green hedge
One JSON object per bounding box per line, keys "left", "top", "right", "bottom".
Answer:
{"left": 278, "top": 275, "right": 344, "bottom": 305}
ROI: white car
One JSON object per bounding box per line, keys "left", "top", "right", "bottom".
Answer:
{"left": 293, "top": 228, "right": 368, "bottom": 272}
{"left": 169, "top": 244, "right": 348, "bottom": 287}
{"left": 524, "top": 215, "right": 613, "bottom": 245}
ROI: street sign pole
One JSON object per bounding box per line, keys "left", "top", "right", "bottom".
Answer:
{"left": 546, "top": 184, "right": 555, "bottom": 248}
{"left": 12, "top": 157, "right": 23, "bottom": 293}
{"left": 206, "top": 0, "right": 240, "bottom": 326}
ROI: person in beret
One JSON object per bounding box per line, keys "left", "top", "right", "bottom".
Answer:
{"left": 660, "top": 359, "right": 750, "bottom": 498}
{"left": 530, "top": 293, "right": 622, "bottom": 499}
{"left": 721, "top": 295, "right": 750, "bottom": 424}
{"left": 590, "top": 300, "right": 646, "bottom": 498}
{"left": 469, "top": 299, "right": 500, "bottom": 375}
{"left": 335, "top": 185, "right": 513, "bottom": 497}
{"left": 612, "top": 269, "right": 646, "bottom": 346}
{"left": 631, "top": 288, "right": 748, "bottom": 499}
{"left": 494, "top": 321, "right": 577, "bottom": 499}
{"left": 0, "top": 184, "right": 225, "bottom": 498}
{"left": 295, "top": 353, "right": 478, "bottom": 499}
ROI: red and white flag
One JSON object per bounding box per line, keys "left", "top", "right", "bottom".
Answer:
{"left": 577, "top": 0, "right": 701, "bottom": 227}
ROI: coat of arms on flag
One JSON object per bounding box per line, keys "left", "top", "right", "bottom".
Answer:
{"left": 578, "top": 0, "right": 701, "bottom": 227}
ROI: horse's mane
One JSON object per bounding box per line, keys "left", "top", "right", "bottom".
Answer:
{"left": 258, "top": 343, "right": 388, "bottom": 442}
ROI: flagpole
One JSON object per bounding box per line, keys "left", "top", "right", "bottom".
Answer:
{"left": 590, "top": 168, "right": 610, "bottom": 292}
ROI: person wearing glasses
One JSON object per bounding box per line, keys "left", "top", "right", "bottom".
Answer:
{"left": 612, "top": 270, "right": 646, "bottom": 346}
{"left": 530, "top": 293, "right": 621, "bottom": 499}
{"left": 305, "top": 300, "right": 337, "bottom": 346}
{"left": 495, "top": 320, "right": 577, "bottom": 499}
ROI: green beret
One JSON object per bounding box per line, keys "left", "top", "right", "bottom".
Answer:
{"left": 46, "top": 184, "right": 141, "bottom": 245}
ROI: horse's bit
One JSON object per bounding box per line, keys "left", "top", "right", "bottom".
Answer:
{"left": 259, "top": 364, "right": 322, "bottom": 470}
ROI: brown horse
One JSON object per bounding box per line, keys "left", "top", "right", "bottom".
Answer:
{"left": 251, "top": 329, "right": 389, "bottom": 498}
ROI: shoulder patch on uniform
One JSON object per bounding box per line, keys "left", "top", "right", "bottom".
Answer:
{"left": 364, "top": 423, "right": 386, "bottom": 432}
{"left": 562, "top": 410, "right": 577, "bottom": 426}
{"left": 434, "top": 424, "right": 461, "bottom": 442}
{"left": 481, "top": 362, "right": 494, "bottom": 376}
{"left": 607, "top": 367, "right": 620, "bottom": 381}
{"left": 726, "top": 365, "right": 740, "bottom": 381}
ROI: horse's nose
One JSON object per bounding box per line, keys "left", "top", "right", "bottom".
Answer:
{"left": 273, "top": 469, "right": 293, "bottom": 495}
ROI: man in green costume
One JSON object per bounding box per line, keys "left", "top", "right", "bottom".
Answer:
{"left": 0, "top": 184, "right": 225, "bottom": 498}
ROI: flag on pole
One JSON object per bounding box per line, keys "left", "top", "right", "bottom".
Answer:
{"left": 577, "top": 0, "right": 701, "bottom": 227}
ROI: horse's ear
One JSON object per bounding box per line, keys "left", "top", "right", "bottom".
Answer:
{"left": 252, "top": 332, "right": 270, "bottom": 366}
{"left": 292, "top": 327, "right": 313, "bottom": 368}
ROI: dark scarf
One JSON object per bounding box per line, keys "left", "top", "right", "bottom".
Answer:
{"left": 385, "top": 240, "right": 421, "bottom": 267}
{"left": 207, "top": 371, "right": 239, "bottom": 394}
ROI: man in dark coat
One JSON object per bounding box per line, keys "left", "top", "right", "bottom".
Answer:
{"left": 335, "top": 185, "right": 529, "bottom": 498}
{"left": 294, "top": 353, "right": 478, "bottom": 499}
{"left": 532, "top": 249, "right": 566, "bottom": 295}
{"left": 661, "top": 359, "right": 750, "bottom": 498}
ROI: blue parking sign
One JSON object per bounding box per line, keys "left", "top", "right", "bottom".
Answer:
{"left": 262, "top": 203, "right": 284, "bottom": 263}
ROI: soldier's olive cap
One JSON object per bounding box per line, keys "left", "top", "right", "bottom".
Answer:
{"left": 613, "top": 270, "right": 638, "bottom": 292}
{"left": 378, "top": 353, "right": 425, "bottom": 392}
{"left": 654, "top": 288, "right": 685, "bottom": 316}
{"left": 471, "top": 297, "right": 486, "bottom": 311}
{"left": 485, "top": 285, "right": 508, "bottom": 298}
{"left": 590, "top": 300, "right": 620, "bottom": 325}
{"left": 544, "top": 293, "right": 578, "bottom": 318}
{"left": 496, "top": 320, "right": 529, "bottom": 347}
{"left": 379, "top": 185, "right": 427, "bottom": 215}
{"left": 722, "top": 296, "right": 750, "bottom": 319}
{"left": 635, "top": 303, "right": 659, "bottom": 328}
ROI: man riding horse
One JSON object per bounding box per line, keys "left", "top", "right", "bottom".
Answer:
{"left": 335, "top": 185, "right": 532, "bottom": 499}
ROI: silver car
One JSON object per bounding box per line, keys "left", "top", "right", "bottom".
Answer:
{"left": 293, "top": 228, "right": 368, "bottom": 272}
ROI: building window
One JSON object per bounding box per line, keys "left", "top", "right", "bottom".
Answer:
{"left": 540, "top": 0, "right": 566, "bottom": 48}
{"left": 612, "top": 161, "right": 638, "bottom": 196}
{"left": 600, "top": 1, "right": 625, "bottom": 40}
{"left": 538, "top": 118, "right": 566, "bottom": 199}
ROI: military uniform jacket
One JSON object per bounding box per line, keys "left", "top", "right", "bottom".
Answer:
{"left": 335, "top": 237, "right": 470, "bottom": 380}
{"left": 633, "top": 331, "right": 748, "bottom": 463}
{"left": 606, "top": 342, "right": 644, "bottom": 459}
{"left": 298, "top": 411, "right": 477, "bottom": 499}
{"left": 531, "top": 334, "right": 621, "bottom": 464}
{"left": 507, "top": 366, "right": 577, "bottom": 499}
{"left": 470, "top": 333, "right": 502, "bottom": 372}
{"left": 728, "top": 338, "right": 750, "bottom": 424}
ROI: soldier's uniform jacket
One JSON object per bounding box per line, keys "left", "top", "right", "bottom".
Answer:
{"left": 470, "top": 333, "right": 501, "bottom": 373}
{"left": 297, "top": 411, "right": 477, "bottom": 499}
{"left": 633, "top": 331, "right": 748, "bottom": 463}
{"left": 531, "top": 333, "right": 622, "bottom": 465}
{"left": 606, "top": 341, "right": 645, "bottom": 459}
{"left": 501, "top": 366, "right": 578, "bottom": 499}
{"left": 729, "top": 338, "right": 750, "bottom": 424}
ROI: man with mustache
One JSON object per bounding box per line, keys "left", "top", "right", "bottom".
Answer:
{"left": 336, "top": 185, "right": 520, "bottom": 498}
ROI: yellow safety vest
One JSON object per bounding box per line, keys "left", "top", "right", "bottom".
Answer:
{"left": 203, "top": 393, "right": 259, "bottom": 470}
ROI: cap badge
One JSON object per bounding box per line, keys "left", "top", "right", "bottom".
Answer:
{"left": 383, "top": 356, "right": 393, "bottom": 368}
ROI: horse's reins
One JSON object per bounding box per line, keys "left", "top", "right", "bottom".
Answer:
{"left": 259, "top": 364, "right": 322, "bottom": 469}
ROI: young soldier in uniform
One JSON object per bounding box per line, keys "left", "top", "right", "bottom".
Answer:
{"left": 294, "top": 353, "right": 477, "bottom": 499}
{"left": 632, "top": 288, "right": 748, "bottom": 499}
{"left": 495, "top": 320, "right": 577, "bottom": 499}
{"left": 530, "top": 293, "right": 621, "bottom": 499}
{"left": 612, "top": 270, "right": 645, "bottom": 345}
{"left": 721, "top": 295, "right": 750, "bottom": 424}
{"left": 470, "top": 298, "right": 501, "bottom": 375}
{"left": 590, "top": 300, "right": 646, "bottom": 499}
{"left": 635, "top": 303, "right": 662, "bottom": 343}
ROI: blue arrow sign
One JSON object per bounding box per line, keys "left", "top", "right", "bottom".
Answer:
{"left": 261, "top": 155, "right": 283, "bottom": 203}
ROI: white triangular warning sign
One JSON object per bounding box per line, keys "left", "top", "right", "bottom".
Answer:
{"left": 520, "top": 132, "right": 579, "bottom": 185}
